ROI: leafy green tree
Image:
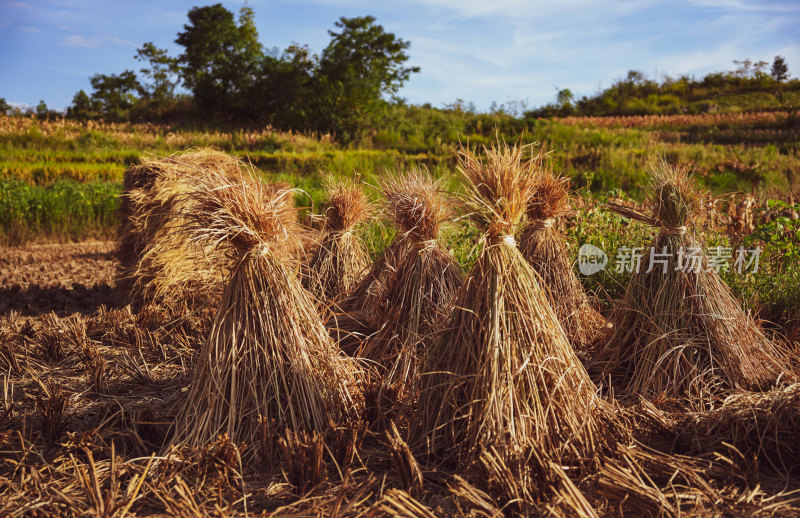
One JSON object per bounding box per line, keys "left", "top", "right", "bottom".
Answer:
{"left": 175, "top": 4, "right": 262, "bottom": 117}
{"left": 254, "top": 44, "right": 318, "bottom": 129}
{"left": 0, "top": 97, "right": 9, "bottom": 115}
{"left": 314, "top": 15, "right": 420, "bottom": 141}
{"left": 89, "top": 70, "right": 141, "bottom": 120}
{"left": 135, "top": 42, "right": 180, "bottom": 104}
{"left": 772, "top": 56, "right": 789, "bottom": 82}
{"left": 67, "top": 90, "right": 98, "bottom": 120}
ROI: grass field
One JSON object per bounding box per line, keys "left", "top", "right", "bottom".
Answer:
{"left": 2, "top": 112, "right": 799, "bottom": 246}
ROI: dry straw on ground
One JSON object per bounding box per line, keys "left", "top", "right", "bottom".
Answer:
{"left": 355, "top": 170, "right": 464, "bottom": 401}
{"left": 593, "top": 159, "right": 793, "bottom": 401}
{"left": 677, "top": 383, "right": 800, "bottom": 475}
{"left": 518, "top": 150, "right": 610, "bottom": 354}
{"left": 117, "top": 149, "right": 291, "bottom": 307}
{"left": 302, "top": 179, "right": 372, "bottom": 304}
{"left": 167, "top": 168, "right": 363, "bottom": 463}
{"left": 413, "top": 142, "right": 612, "bottom": 487}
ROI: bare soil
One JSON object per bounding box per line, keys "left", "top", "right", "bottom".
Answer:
{"left": 0, "top": 241, "right": 118, "bottom": 317}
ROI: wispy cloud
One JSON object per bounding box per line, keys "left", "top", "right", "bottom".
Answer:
{"left": 18, "top": 25, "right": 39, "bottom": 32}
{"left": 60, "top": 34, "right": 136, "bottom": 48}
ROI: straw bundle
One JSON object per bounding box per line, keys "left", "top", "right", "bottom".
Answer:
{"left": 117, "top": 149, "right": 242, "bottom": 274}
{"left": 169, "top": 169, "right": 363, "bottom": 462}
{"left": 358, "top": 171, "right": 464, "bottom": 397}
{"left": 414, "top": 142, "right": 608, "bottom": 471}
{"left": 302, "top": 179, "right": 371, "bottom": 304}
{"left": 518, "top": 157, "right": 609, "bottom": 353}
{"left": 117, "top": 149, "right": 292, "bottom": 306}
{"left": 594, "top": 160, "right": 793, "bottom": 400}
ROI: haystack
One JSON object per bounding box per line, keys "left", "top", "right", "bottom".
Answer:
{"left": 117, "top": 149, "right": 292, "bottom": 306}
{"left": 117, "top": 149, "right": 241, "bottom": 274}
{"left": 358, "top": 171, "right": 464, "bottom": 399}
{"left": 168, "top": 169, "right": 363, "bottom": 462}
{"left": 414, "top": 142, "right": 609, "bottom": 472}
{"left": 302, "top": 179, "right": 371, "bottom": 304}
{"left": 518, "top": 155, "right": 609, "bottom": 353}
{"left": 594, "top": 160, "right": 792, "bottom": 400}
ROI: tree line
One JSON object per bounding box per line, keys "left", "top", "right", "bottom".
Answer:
{"left": 2, "top": 3, "right": 797, "bottom": 145}
{"left": 64, "top": 4, "right": 418, "bottom": 143}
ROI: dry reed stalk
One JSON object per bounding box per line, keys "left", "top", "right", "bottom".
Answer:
{"left": 414, "top": 142, "right": 611, "bottom": 477}
{"left": 168, "top": 169, "right": 363, "bottom": 463}
{"left": 303, "top": 179, "right": 372, "bottom": 304}
{"left": 518, "top": 152, "right": 610, "bottom": 353}
{"left": 117, "top": 149, "right": 293, "bottom": 307}
{"left": 594, "top": 160, "right": 793, "bottom": 400}
{"left": 354, "top": 170, "right": 463, "bottom": 402}
{"left": 677, "top": 383, "right": 800, "bottom": 474}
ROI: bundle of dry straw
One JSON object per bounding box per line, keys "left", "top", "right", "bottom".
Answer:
{"left": 518, "top": 152, "right": 609, "bottom": 353}
{"left": 414, "top": 142, "right": 610, "bottom": 474}
{"left": 302, "top": 179, "right": 372, "bottom": 304}
{"left": 168, "top": 169, "right": 363, "bottom": 462}
{"left": 594, "top": 160, "right": 793, "bottom": 400}
{"left": 357, "top": 171, "right": 464, "bottom": 401}
{"left": 117, "top": 149, "right": 242, "bottom": 304}
{"left": 117, "top": 149, "right": 293, "bottom": 307}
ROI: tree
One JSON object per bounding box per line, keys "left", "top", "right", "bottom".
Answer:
{"left": 253, "top": 44, "right": 318, "bottom": 129}
{"left": 314, "top": 15, "right": 420, "bottom": 141}
{"left": 772, "top": 56, "right": 789, "bottom": 82}
{"left": 557, "top": 88, "right": 574, "bottom": 108}
{"left": 35, "top": 100, "right": 50, "bottom": 119}
{"left": 89, "top": 70, "right": 141, "bottom": 120}
{"left": 0, "top": 97, "right": 9, "bottom": 115}
{"left": 175, "top": 4, "right": 263, "bottom": 117}
{"left": 67, "top": 90, "right": 97, "bottom": 120}
{"left": 135, "top": 42, "right": 180, "bottom": 105}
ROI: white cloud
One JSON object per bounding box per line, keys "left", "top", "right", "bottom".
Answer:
{"left": 18, "top": 25, "right": 39, "bottom": 32}
{"left": 60, "top": 34, "right": 136, "bottom": 48}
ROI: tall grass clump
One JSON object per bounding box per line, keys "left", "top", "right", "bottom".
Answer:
{"left": 414, "top": 142, "right": 611, "bottom": 479}
{"left": 518, "top": 151, "right": 610, "bottom": 354}
{"left": 168, "top": 168, "right": 363, "bottom": 462}
{"left": 594, "top": 159, "right": 794, "bottom": 401}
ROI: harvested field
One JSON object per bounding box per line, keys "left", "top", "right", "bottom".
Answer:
{"left": 1, "top": 237, "right": 800, "bottom": 515}
{"left": 0, "top": 241, "right": 117, "bottom": 316}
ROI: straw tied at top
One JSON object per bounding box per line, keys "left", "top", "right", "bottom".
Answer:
{"left": 580, "top": 244, "right": 763, "bottom": 275}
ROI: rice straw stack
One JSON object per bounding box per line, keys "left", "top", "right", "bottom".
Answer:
{"left": 303, "top": 179, "right": 372, "bottom": 304}
{"left": 117, "top": 149, "right": 293, "bottom": 306}
{"left": 358, "top": 171, "right": 464, "bottom": 400}
{"left": 594, "top": 160, "right": 793, "bottom": 400}
{"left": 414, "top": 142, "right": 609, "bottom": 473}
{"left": 168, "top": 169, "right": 363, "bottom": 462}
{"left": 518, "top": 155, "right": 610, "bottom": 354}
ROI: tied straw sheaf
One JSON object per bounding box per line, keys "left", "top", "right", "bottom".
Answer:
{"left": 518, "top": 150, "right": 610, "bottom": 354}
{"left": 117, "top": 149, "right": 293, "bottom": 307}
{"left": 167, "top": 167, "right": 363, "bottom": 463}
{"left": 413, "top": 141, "right": 617, "bottom": 510}
{"left": 302, "top": 178, "right": 372, "bottom": 305}
{"left": 356, "top": 170, "right": 464, "bottom": 410}
{"left": 595, "top": 159, "right": 795, "bottom": 402}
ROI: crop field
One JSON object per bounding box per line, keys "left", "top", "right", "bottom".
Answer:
{"left": 1, "top": 113, "right": 799, "bottom": 516}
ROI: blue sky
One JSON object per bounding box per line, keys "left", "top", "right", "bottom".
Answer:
{"left": 1, "top": 0, "right": 798, "bottom": 112}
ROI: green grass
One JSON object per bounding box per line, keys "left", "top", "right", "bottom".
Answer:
{"left": 0, "top": 178, "right": 120, "bottom": 245}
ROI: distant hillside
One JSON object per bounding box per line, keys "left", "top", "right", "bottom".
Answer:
{"left": 527, "top": 57, "right": 800, "bottom": 118}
